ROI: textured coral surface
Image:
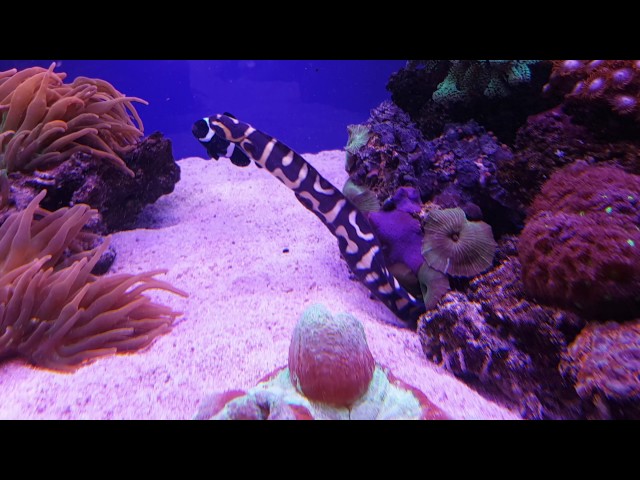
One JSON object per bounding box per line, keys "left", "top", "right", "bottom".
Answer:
{"left": 519, "top": 163, "right": 640, "bottom": 319}
{"left": 418, "top": 242, "right": 585, "bottom": 420}
{"left": 560, "top": 320, "right": 640, "bottom": 419}
{"left": 347, "top": 102, "right": 523, "bottom": 236}
{"left": 546, "top": 60, "right": 640, "bottom": 131}
{"left": 288, "top": 304, "right": 375, "bottom": 406}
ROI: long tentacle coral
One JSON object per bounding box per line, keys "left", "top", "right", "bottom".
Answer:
{"left": 0, "top": 63, "right": 147, "bottom": 177}
{"left": 0, "top": 191, "right": 187, "bottom": 372}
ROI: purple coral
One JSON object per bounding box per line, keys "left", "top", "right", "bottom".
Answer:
{"left": 367, "top": 187, "right": 424, "bottom": 276}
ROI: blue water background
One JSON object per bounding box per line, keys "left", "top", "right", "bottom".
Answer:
{"left": 0, "top": 60, "right": 405, "bottom": 158}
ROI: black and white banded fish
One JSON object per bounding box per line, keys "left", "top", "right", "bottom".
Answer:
{"left": 192, "top": 113, "right": 425, "bottom": 327}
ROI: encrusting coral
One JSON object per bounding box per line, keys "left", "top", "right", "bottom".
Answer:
{"left": 0, "top": 63, "right": 147, "bottom": 177}
{"left": 0, "top": 190, "right": 187, "bottom": 372}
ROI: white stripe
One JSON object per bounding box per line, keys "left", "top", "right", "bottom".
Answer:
{"left": 356, "top": 245, "right": 379, "bottom": 270}
{"left": 282, "top": 151, "right": 294, "bottom": 167}
{"left": 297, "top": 191, "right": 321, "bottom": 212}
{"left": 199, "top": 118, "right": 215, "bottom": 142}
{"left": 323, "top": 199, "right": 346, "bottom": 224}
{"left": 335, "top": 226, "right": 358, "bottom": 254}
{"left": 348, "top": 210, "right": 374, "bottom": 241}
{"left": 272, "top": 163, "right": 308, "bottom": 190}
{"left": 313, "top": 176, "right": 334, "bottom": 195}
{"left": 259, "top": 138, "right": 277, "bottom": 165}
{"left": 224, "top": 143, "right": 234, "bottom": 158}
{"left": 364, "top": 272, "right": 379, "bottom": 283}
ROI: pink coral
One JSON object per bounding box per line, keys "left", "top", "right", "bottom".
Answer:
{"left": 518, "top": 162, "right": 640, "bottom": 319}
{"left": 530, "top": 161, "right": 640, "bottom": 222}
{"left": 288, "top": 305, "right": 375, "bottom": 406}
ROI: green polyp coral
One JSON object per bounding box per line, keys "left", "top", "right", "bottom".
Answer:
{"left": 345, "top": 124, "right": 371, "bottom": 170}
{"left": 432, "top": 60, "right": 540, "bottom": 104}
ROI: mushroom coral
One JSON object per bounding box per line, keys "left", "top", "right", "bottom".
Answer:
{"left": 0, "top": 63, "right": 147, "bottom": 177}
{"left": 0, "top": 191, "right": 187, "bottom": 372}
{"left": 421, "top": 207, "right": 497, "bottom": 277}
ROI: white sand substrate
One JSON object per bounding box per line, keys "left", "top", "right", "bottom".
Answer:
{"left": 0, "top": 150, "right": 520, "bottom": 420}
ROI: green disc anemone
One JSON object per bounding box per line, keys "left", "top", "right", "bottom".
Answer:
{"left": 421, "top": 207, "right": 497, "bottom": 277}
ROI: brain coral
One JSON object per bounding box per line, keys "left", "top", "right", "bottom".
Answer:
{"left": 560, "top": 319, "right": 640, "bottom": 419}
{"left": 518, "top": 162, "right": 640, "bottom": 319}
{"left": 288, "top": 304, "right": 375, "bottom": 406}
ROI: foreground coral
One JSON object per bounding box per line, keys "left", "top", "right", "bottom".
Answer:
{"left": 0, "top": 63, "right": 146, "bottom": 177}
{"left": 0, "top": 191, "right": 187, "bottom": 372}
{"left": 194, "top": 304, "right": 448, "bottom": 420}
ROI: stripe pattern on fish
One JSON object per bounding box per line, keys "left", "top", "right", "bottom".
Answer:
{"left": 192, "top": 113, "right": 425, "bottom": 327}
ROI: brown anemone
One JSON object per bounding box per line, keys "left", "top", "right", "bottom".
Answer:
{"left": 0, "top": 63, "right": 147, "bottom": 177}
{"left": 0, "top": 191, "right": 187, "bottom": 372}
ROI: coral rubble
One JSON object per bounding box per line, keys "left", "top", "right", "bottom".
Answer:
{"left": 195, "top": 304, "right": 448, "bottom": 420}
